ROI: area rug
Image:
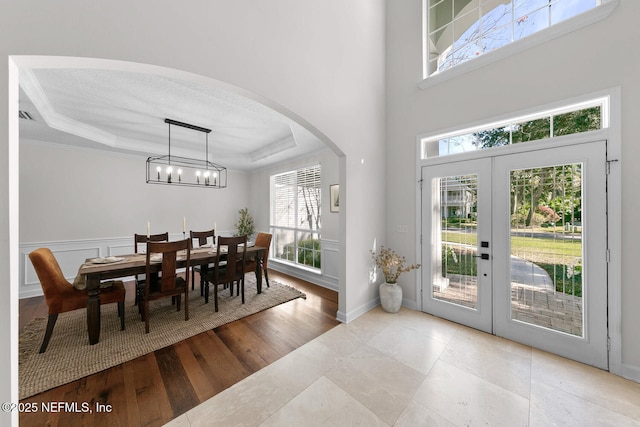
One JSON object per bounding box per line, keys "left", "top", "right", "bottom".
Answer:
{"left": 19, "top": 278, "right": 305, "bottom": 399}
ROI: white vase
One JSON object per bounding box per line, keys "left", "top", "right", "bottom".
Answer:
{"left": 379, "top": 282, "right": 402, "bottom": 313}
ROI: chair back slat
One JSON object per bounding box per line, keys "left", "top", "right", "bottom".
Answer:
{"left": 215, "top": 236, "right": 247, "bottom": 283}
{"left": 146, "top": 239, "right": 191, "bottom": 292}
{"left": 134, "top": 232, "right": 169, "bottom": 253}
{"left": 190, "top": 229, "right": 216, "bottom": 248}
{"left": 142, "top": 238, "right": 191, "bottom": 333}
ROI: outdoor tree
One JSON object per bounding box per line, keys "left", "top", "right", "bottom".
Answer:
{"left": 476, "top": 107, "right": 597, "bottom": 226}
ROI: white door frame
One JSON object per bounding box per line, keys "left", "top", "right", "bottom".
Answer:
{"left": 414, "top": 87, "right": 622, "bottom": 375}
{"left": 420, "top": 158, "right": 493, "bottom": 333}
{"left": 491, "top": 141, "right": 608, "bottom": 368}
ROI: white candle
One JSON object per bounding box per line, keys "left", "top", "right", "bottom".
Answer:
{"left": 183, "top": 216, "right": 186, "bottom": 233}
{"left": 147, "top": 221, "right": 150, "bottom": 238}
{"left": 214, "top": 222, "right": 217, "bottom": 231}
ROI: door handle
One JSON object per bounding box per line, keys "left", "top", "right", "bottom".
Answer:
{"left": 473, "top": 253, "right": 490, "bottom": 260}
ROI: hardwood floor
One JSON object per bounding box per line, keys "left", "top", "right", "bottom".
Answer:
{"left": 18, "top": 271, "right": 340, "bottom": 427}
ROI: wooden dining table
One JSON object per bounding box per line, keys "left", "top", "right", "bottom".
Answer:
{"left": 78, "top": 245, "right": 266, "bottom": 345}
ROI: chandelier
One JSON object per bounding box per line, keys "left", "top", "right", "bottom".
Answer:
{"left": 146, "top": 118, "right": 227, "bottom": 188}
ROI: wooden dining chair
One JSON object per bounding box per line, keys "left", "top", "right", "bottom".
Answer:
{"left": 243, "top": 232, "right": 272, "bottom": 289}
{"left": 140, "top": 239, "right": 191, "bottom": 333}
{"left": 28, "top": 248, "right": 126, "bottom": 353}
{"left": 134, "top": 232, "right": 169, "bottom": 308}
{"left": 190, "top": 228, "right": 216, "bottom": 294}
{"left": 204, "top": 235, "right": 247, "bottom": 312}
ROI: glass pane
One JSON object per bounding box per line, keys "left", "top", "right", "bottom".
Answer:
{"left": 509, "top": 163, "right": 584, "bottom": 336}
{"left": 431, "top": 0, "right": 454, "bottom": 30}
{"left": 482, "top": 22, "right": 513, "bottom": 53}
{"left": 514, "top": 6, "right": 549, "bottom": 41}
{"left": 512, "top": 117, "right": 551, "bottom": 143}
{"left": 514, "top": 0, "right": 549, "bottom": 18}
{"left": 297, "top": 231, "right": 321, "bottom": 269}
{"left": 446, "top": 133, "right": 480, "bottom": 155}
{"left": 553, "top": 106, "right": 601, "bottom": 136}
{"left": 454, "top": 0, "right": 479, "bottom": 17}
{"left": 273, "top": 228, "right": 296, "bottom": 263}
{"left": 551, "top": 0, "right": 597, "bottom": 25}
{"left": 453, "top": 9, "right": 481, "bottom": 44}
{"left": 473, "top": 125, "right": 510, "bottom": 148}
{"left": 433, "top": 174, "right": 479, "bottom": 309}
{"left": 421, "top": 100, "right": 604, "bottom": 159}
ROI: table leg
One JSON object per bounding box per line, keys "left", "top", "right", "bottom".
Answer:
{"left": 86, "top": 276, "right": 101, "bottom": 345}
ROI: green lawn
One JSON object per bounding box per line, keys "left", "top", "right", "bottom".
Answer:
{"left": 442, "top": 230, "right": 583, "bottom": 296}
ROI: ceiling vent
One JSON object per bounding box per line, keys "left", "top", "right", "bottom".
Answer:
{"left": 18, "top": 110, "right": 34, "bottom": 120}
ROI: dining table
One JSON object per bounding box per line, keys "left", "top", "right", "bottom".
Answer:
{"left": 78, "top": 244, "right": 266, "bottom": 345}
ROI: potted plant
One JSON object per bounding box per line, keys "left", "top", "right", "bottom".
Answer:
{"left": 234, "top": 207, "right": 255, "bottom": 241}
{"left": 371, "top": 246, "right": 420, "bottom": 313}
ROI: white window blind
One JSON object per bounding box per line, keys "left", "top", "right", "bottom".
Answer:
{"left": 271, "top": 165, "right": 322, "bottom": 270}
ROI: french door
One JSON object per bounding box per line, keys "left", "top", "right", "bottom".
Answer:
{"left": 421, "top": 141, "right": 608, "bottom": 369}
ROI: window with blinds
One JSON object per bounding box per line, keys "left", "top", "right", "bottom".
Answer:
{"left": 271, "top": 165, "right": 322, "bottom": 270}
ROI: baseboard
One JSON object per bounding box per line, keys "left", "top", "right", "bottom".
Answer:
{"left": 269, "top": 260, "right": 338, "bottom": 292}
{"left": 336, "top": 297, "right": 380, "bottom": 323}
{"left": 620, "top": 363, "right": 640, "bottom": 383}
{"left": 402, "top": 298, "right": 418, "bottom": 311}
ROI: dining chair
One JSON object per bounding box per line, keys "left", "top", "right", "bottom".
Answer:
{"left": 190, "top": 228, "right": 216, "bottom": 294}
{"left": 134, "top": 232, "right": 169, "bottom": 309}
{"left": 242, "top": 232, "right": 272, "bottom": 289}
{"left": 204, "top": 235, "right": 247, "bottom": 312}
{"left": 140, "top": 238, "right": 191, "bottom": 333}
{"left": 28, "top": 248, "right": 126, "bottom": 353}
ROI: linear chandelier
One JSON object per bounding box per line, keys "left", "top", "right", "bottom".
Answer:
{"left": 146, "top": 118, "right": 227, "bottom": 189}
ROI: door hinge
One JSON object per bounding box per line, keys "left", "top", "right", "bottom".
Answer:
{"left": 606, "top": 159, "right": 619, "bottom": 175}
{"left": 418, "top": 178, "right": 424, "bottom": 189}
{"left": 607, "top": 337, "right": 611, "bottom": 351}
{"left": 606, "top": 249, "right": 611, "bottom": 263}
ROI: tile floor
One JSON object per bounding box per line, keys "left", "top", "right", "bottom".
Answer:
{"left": 166, "top": 306, "right": 640, "bottom": 426}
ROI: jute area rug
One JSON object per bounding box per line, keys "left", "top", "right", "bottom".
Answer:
{"left": 19, "top": 277, "right": 305, "bottom": 399}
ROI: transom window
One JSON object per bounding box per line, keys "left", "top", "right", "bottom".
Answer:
{"left": 270, "top": 165, "right": 322, "bottom": 270}
{"left": 421, "top": 97, "right": 607, "bottom": 158}
{"left": 425, "top": 0, "right": 611, "bottom": 77}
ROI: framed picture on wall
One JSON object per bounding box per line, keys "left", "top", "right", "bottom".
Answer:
{"left": 330, "top": 184, "right": 339, "bottom": 213}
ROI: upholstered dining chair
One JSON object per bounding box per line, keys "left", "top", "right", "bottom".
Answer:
{"left": 190, "top": 228, "right": 216, "bottom": 294}
{"left": 140, "top": 239, "right": 191, "bottom": 333}
{"left": 134, "top": 232, "right": 169, "bottom": 308}
{"left": 28, "top": 248, "right": 126, "bottom": 353}
{"left": 243, "top": 232, "right": 272, "bottom": 289}
{"left": 204, "top": 235, "right": 247, "bottom": 312}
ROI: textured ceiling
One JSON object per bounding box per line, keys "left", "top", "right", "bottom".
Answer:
{"left": 18, "top": 68, "right": 326, "bottom": 170}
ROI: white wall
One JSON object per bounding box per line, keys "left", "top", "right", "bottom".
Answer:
{"left": 0, "top": 1, "right": 387, "bottom": 421}
{"left": 20, "top": 140, "right": 251, "bottom": 243}
{"left": 386, "top": 0, "right": 640, "bottom": 380}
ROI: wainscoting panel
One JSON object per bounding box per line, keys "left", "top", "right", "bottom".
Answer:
{"left": 20, "top": 234, "right": 340, "bottom": 299}
{"left": 20, "top": 236, "right": 159, "bottom": 299}
{"left": 321, "top": 239, "right": 339, "bottom": 284}
{"left": 269, "top": 238, "right": 339, "bottom": 291}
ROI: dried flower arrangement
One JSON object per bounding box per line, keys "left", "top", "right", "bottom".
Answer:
{"left": 371, "top": 246, "right": 421, "bottom": 284}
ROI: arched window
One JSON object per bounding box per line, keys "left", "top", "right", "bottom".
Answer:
{"left": 425, "top": 0, "right": 615, "bottom": 77}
